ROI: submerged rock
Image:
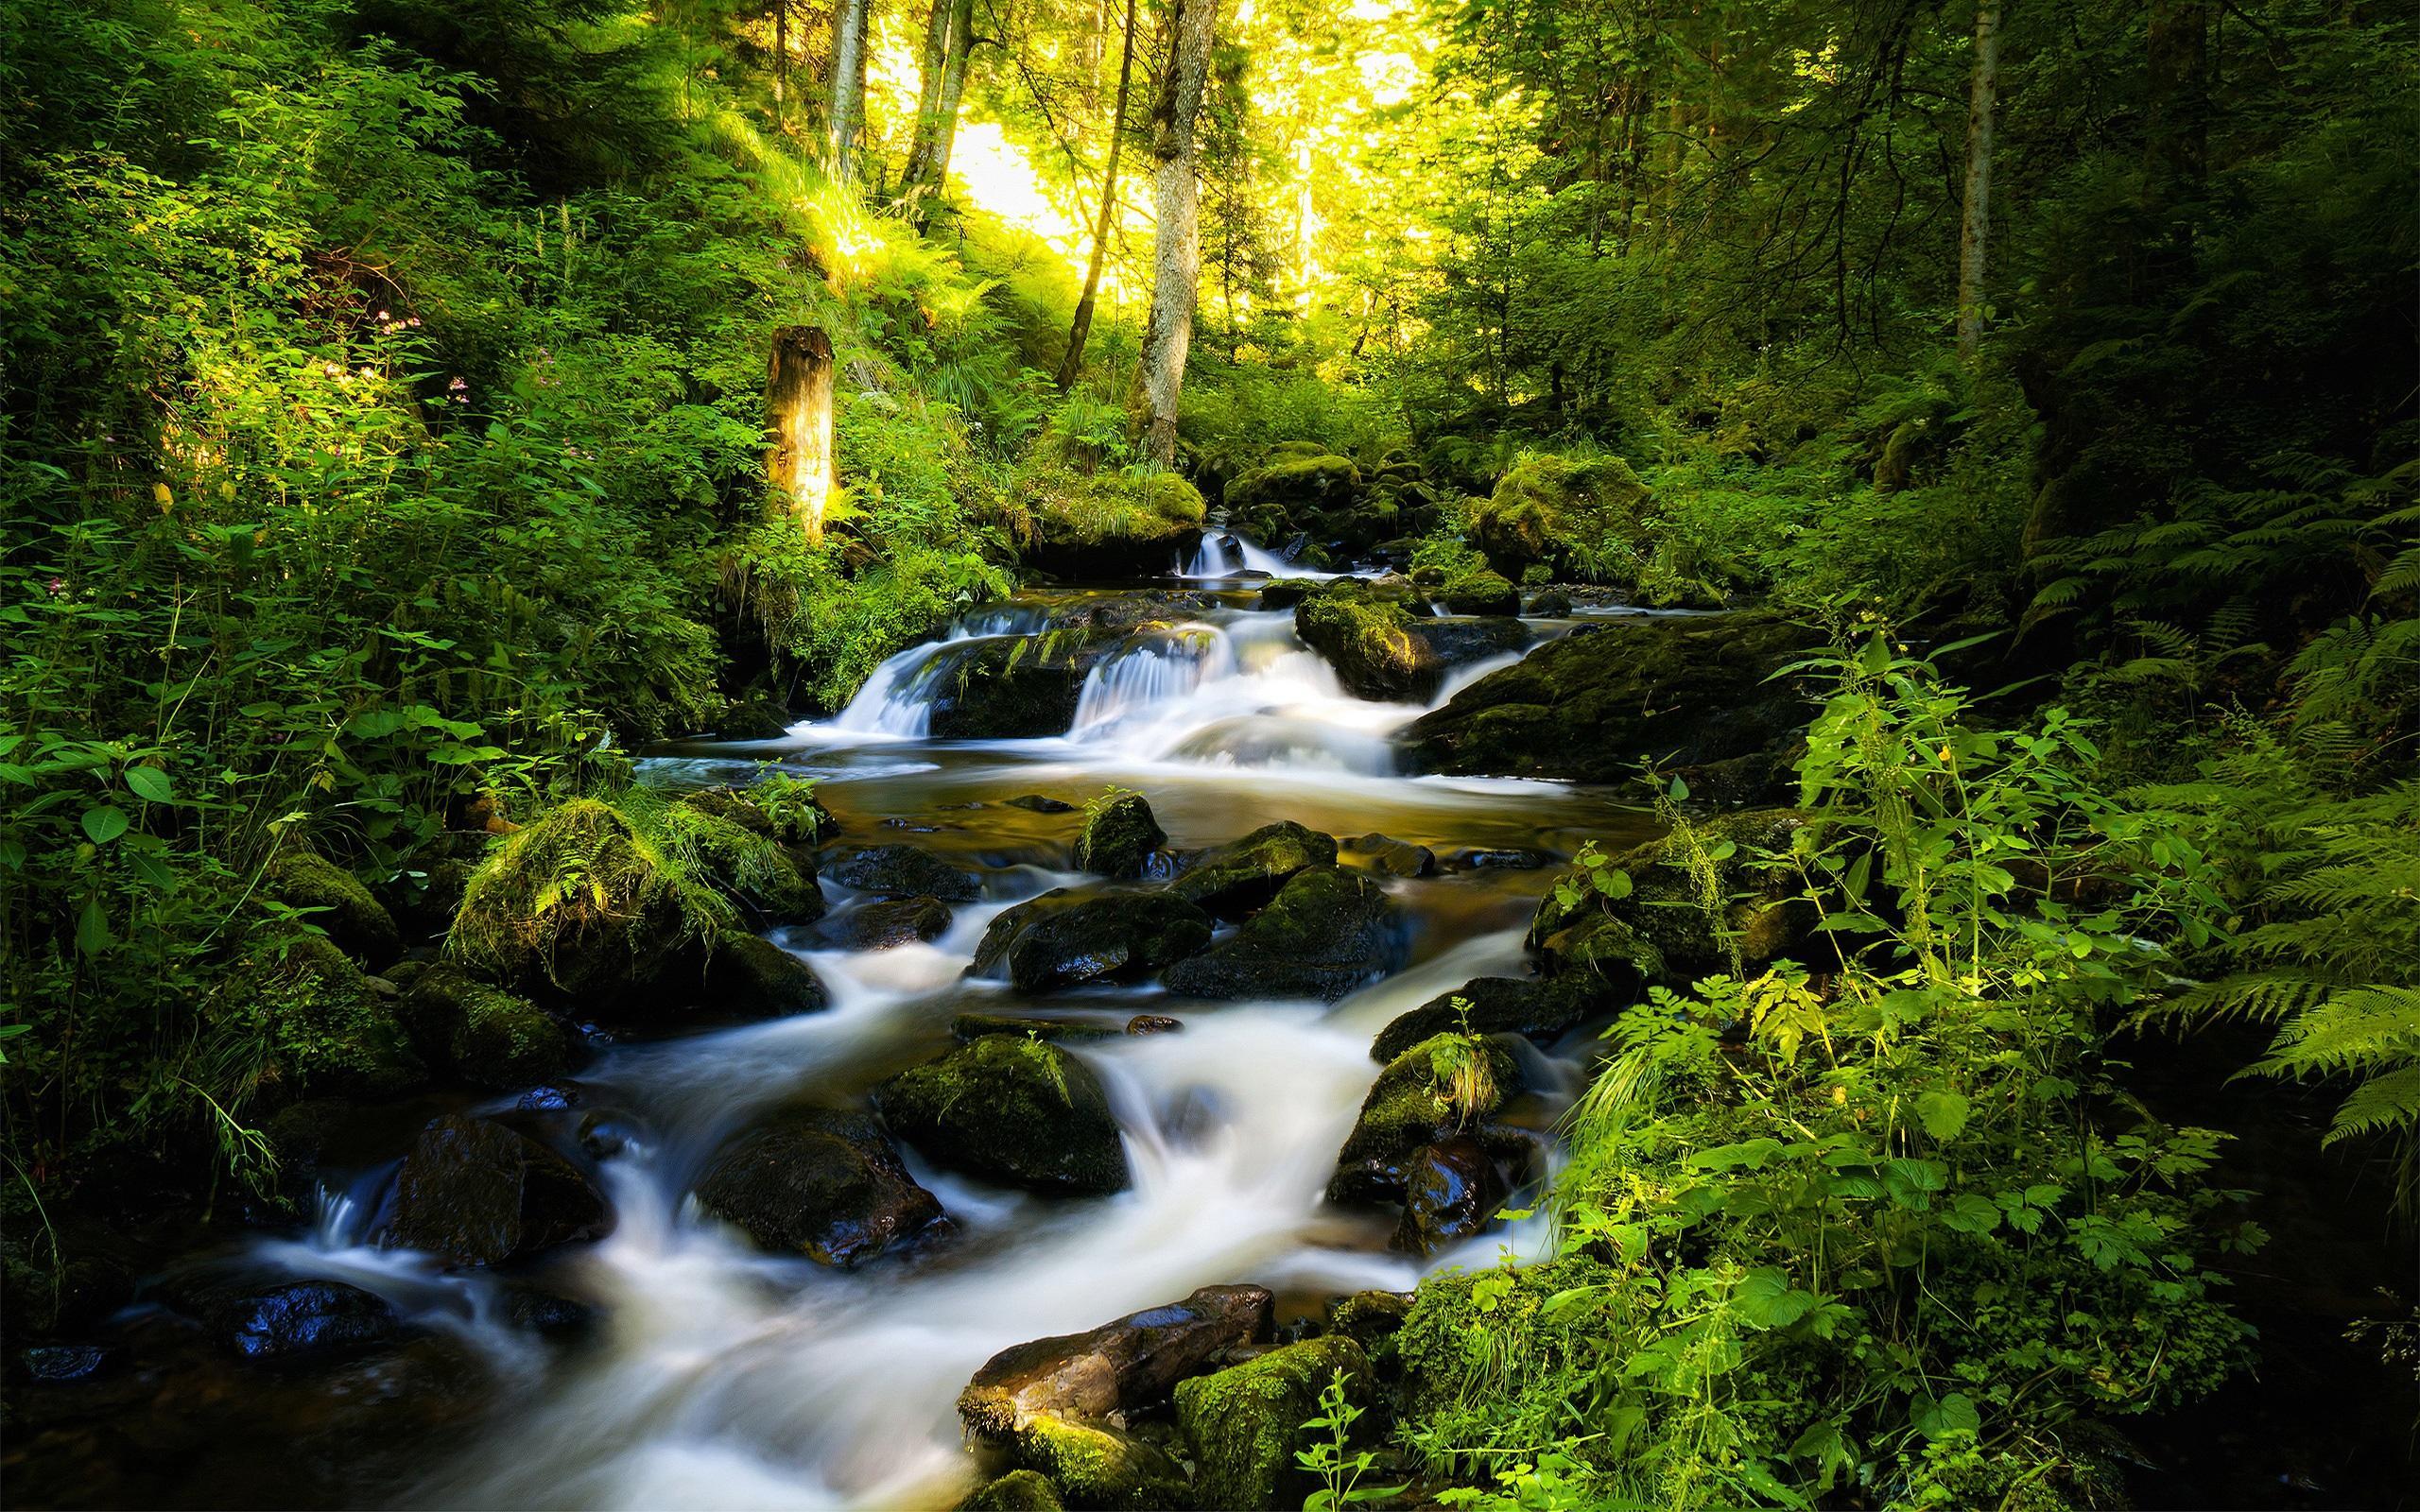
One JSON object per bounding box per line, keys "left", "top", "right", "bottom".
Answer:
{"left": 695, "top": 1107, "right": 948, "bottom": 1267}
{"left": 399, "top": 966, "right": 583, "bottom": 1090}
{"left": 1400, "top": 610, "right": 1817, "bottom": 797}
{"left": 876, "top": 1037, "right": 1131, "bottom": 1195}
{"left": 380, "top": 1114, "right": 610, "bottom": 1267}
{"left": 264, "top": 849, "right": 402, "bottom": 969}
{"left": 824, "top": 844, "right": 984, "bottom": 902}
{"left": 951, "top": 1013, "right": 1122, "bottom": 1042}
{"left": 704, "top": 931, "right": 833, "bottom": 1016}
{"left": 1329, "top": 1033, "right": 1523, "bottom": 1204}
{"left": 1073, "top": 792, "right": 1165, "bottom": 880}
{"left": 1005, "top": 795, "right": 1079, "bottom": 814}
{"left": 1161, "top": 868, "right": 1406, "bottom": 1003}
{"left": 1340, "top": 833, "right": 1437, "bottom": 879}
{"left": 1167, "top": 821, "right": 1338, "bottom": 920}
{"left": 828, "top": 895, "right": 955, "bottom": 950}
{"left": 958, "top": 1283, "right": 1274, "bottom": 1442}
{"left": 214, "top": 1280, "right": 405, "bottom": 1363}
{"left": 1173, "top": 1335, "right": 1374, "bottom": 1511}
{"left": 1369, "top": 975, "right": 1599, "bottom": 1064}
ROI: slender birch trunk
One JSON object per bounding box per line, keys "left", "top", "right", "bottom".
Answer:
{"left": 1955, "top": 0, "right": 2002, "bottom": 366}
{"left": 827, "top": 0, "right": 871, "bottom": 179}
{"left": 1056, "top": 0, "right": 1141, "bottom": 392}
{"left": 1133, "top": 0, "right": 1219, "bottom": 466}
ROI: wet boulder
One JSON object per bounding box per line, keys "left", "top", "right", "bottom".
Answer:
{"left": 1392, "top": 1135, "right": 1509, "bottom": 1255}
{"left": 1174, "top": 1335, "right": 1374, "bottom": 1511}
{"left": 704, "top": 931, "right": 832, "bottom": 1016}
{"left": 1161, "top": 868, "right": 1406, "bottom": 1004}
{"left": 961, "top": 1469, "right": 1065, "bottom": 1510}
{"left": 876, "top": 1037, "right": 1131, "bottom": 1195}
{"left": 1399, "top": 610, "right": 1819, "bottom": 798}
{"left": 925, "top": 638, "right": 1092, "bottom": 740}
{"left": 265, "top": 848, "right": 401, "bottom": 969}
{"left": 380, "top": 1114, "right": 610, "bottom": 1267}
{"left": 679, "top": 782, "right": 839, "bottom": 845}
{"left": 694, "top": 1107, "right": 948, "bottom": 1267}
{"left": 1073, "top": 792, "right": 1165, "bottom": 880}
{"left": 1019, "top": 467, "right": 1208, "bottom": 579}
{"left": 399, "top": 966, "right": 584, "bottom": 1090}
{"left": 1420, "top": 616, "right": 1532, "bottom": 670}
{"left": 1432, "top": 570, "right": 1521, "bottom": 617}
{"left": 1167, "top": 821, "right": 1338, "bottom": 920}
{"left": 974, "top": 889, "right": 1214, "bottom": 993}
{"left": 952, "top": 1013, "right": 1122, "bottom": 1043}
{"left": 1528, "top": 809, "right": 1821, "bottom": 985}
{"left": 1293, "top": 581, "right": 1441, "bottom": 702}
{"left": 213, "top": 1280, "right": 406, "bottom": 1363}
{"left": 959, "top": 1284, "right": 1274, "bottom": 1442}
{"left": 824, "top": 844, "right": 984, "bottom": 902}
{"left": 1005, "top": 794, "right": 1079, "bottom": 814}
{"left": 1369, "top": 975, "right": 1599, "bottom": 1064}
{"left": 1255, "top": 577, "right": 1324, "bottom": 610}
{"left": 1440, "top": 846, "right": 1555, "bottom": 872}
{"left": 829, "top": 895, "right": 954, "bottom": 950}
{"left": 1527, "top": 589, "right": 1574, "bottom": 617}
{"left": 1341, "top": 833, "right": 1436, "bottom": 879}
{"left": 1329, "top": 1033, "right": 1523, "bottom": 1204}
{"left": 1011, "top": 1416, "right": 1186, "bottom": 1510}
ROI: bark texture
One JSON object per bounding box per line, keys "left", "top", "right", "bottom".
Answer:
{"left": 1133, "top": 0, "right": 1219, "bottom": 465}
{"left": 827, "top": 0, "right": 871, "bottom": 178}
{"left": 1955, "top": 0, "right": 2001, "bottom": 366}
{"left": 769, "top": 326, "right": 837, "bottom": 543}
{"left": 1056, "top": 0, "right": 1141, "bottom": 392}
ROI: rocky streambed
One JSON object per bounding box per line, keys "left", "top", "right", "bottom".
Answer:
{"left": 4, "top": 544, "right": 1824, "bottom": 1510}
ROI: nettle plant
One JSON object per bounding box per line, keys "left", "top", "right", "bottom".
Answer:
{"left": 1411, "top": 633, "right": 2260, "bottom": 1511}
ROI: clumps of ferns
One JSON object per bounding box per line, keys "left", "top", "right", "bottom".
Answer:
{"left": 1426, "top": 1004, "right": 1500, "bottom": 1126}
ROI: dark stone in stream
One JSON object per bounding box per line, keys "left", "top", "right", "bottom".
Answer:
{"left": 1391, "top": 1135, "right": 1510, "bottom": 1255}
{"left": 1341, "top": 833, "right": 1436, "bottom": 878}
{"left": 1256, "top": 577, "right": 1325, "bottom": 610}
{"left": 1005, "top": 794, "right": 1078, "bottom": 814}
{"left": 501, "top": 1286, "right": 599, "bottom": 1337}
{"left": 924, "top": 639, "right": 1090, "bottom": 740}
{"left": 1073, "top": 791, "right": 1165, "bottom": 880}
{"left": 696, "top": 1107, "right": 949, "bottom": 1267}
{"left": 213, "top": 1280, "right": 405, "bottom": 1362}
{"left": 704, "top": 931, "right": 832, "bottom": 1017}
{"left": 398, "top": 965, "right": 585, "bottom": 1089}
{"left": 1370, "top": 975, "right": 1601, "bottom": 1063}
{"left": 380, "top": 1115, "right": 611, "bottom": 1267}
{"left": 16, "top": 1343, "right": 123, "bottom": 1383}
{"left": 1328, "top": 1034, "right": 1524, "bottom": 1204}
{"left": 1161, "top": 868, "right": 1406, "bottom": 1004}
{"left": 1420, "top": 616, "right": 1532, "bottom": 669}
{"left": 1440, "top": 846, "right": 1555, "bottom": 871}
{"left": 1398, "top": 610, "right": 1818, "bottom": 797}
{"left": 972, "top": 887, "right": 1214, "bottom": 992}
{"left": 828, "top": 895, "right": 954, "bottom": 950}
{"left": 1166, "top": 820, "right": 1337, "bottom": 921}
{"left": 824, "top": 844, "right": 984, "bottom": 902}
{"left": 876, "top": 1037, "right": 1131, "bottom": 1196}
{"left": 1126, "top": 1014, "right": 1182, "bottom": 1035}
{"left": 953, "top": 1012, "right": 1119, "bottom": 1042}
{"left": 958, "top": 1283, "right": 1274, "bottom": 1442}
{"left": 1527, "top": 589, "right": 1574, "bottom": 617}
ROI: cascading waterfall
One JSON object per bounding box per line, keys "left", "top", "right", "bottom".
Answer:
{"left": 183, "top": 570, "right": 1645, "bottom": 1512}
{"left": 1174, "top": 528, "right": 1346, "bottom": 580}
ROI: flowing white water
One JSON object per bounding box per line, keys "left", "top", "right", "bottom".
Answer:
{"left": 1174, "top": 529, "right": 1348, "bottom": 581}
{"left": 234, "top": 575, "right": 1634, "bottom": 1511}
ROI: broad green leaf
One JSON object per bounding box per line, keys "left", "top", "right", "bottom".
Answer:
{"left": 81, "top": 805, "right": 130, "bottom": 844}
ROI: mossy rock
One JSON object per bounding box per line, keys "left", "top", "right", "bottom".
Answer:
{"left": 1293, "top": 581, "right": 1443, "bottom": 701}
{"left": 828, "top": 895, "right": 954, "bottom": 950}
{"left": 447, "top": 795, "right": 821, "bottom": 1012}
{"left": 1528, "top": 809, "right": 1819, "bottom": 983}
{"left": 209, "top": 936, "right": 427, "bottom": 1108}
{"left": 951, "top": 1012, "right": 1122, "bottom": 1043}
{"left": 876, "top": 1037, "right": 1131, "bottom": 1196}
{"left": 679, "top": 783, "right": 838, "bottom": 845}
{"left": 959, "top": 1470, "right": 1064, "bottom": 1511}
{"left": 694, "top": 1106, "right": 947, "bottom": 1267}
{"left": 265, "top": 849, "right": 402, "bottom": 969}
{"left": 704, "top": 931, "right": 832, "bottom": 1017}
{"left": 1392, "top": 1134, "right": 1509, "bottom": 1255}
{"left": 825, "top": 844, "right": 984, "bottom": 902}
{"left": 1329, "top": 1032, "right": 1522, "bottom": 1202}
{"left": 1173, "top": 1335, "right": 1374, "bottom": 1511}
{"left": 1021, "top": 465, "right": 1208, "bottom": 576}
{"left": 1433, "top": 570, "right": 1521, "bottom": 616}
{"left": 1369, "top": 974, "right": 1601, "bottom": 1063}
{"left": 1074, "top": 792, "right": 1164, "bottom": 879}
{"left": 1468, "top": 454, "right": 1651, "bottom": 581}
{"left": 922, "top": 636, "right": 1094, "bottom": 740}
{"left": 1527, "top": 588, "right": 1575, "bottom": 616}
{"left": 1255, "top": 577, "right": 1325, "bottom": 610}
{"left": 1392, "top": 1255, "right": 1619, "bottom": 1437}
{"left": 1167, "top": 820, "right": 1338, "bottom": 920}
{"left": 1011, "top": 1416, "right": 1185, "bottom": 1511}
{"left": 1340, "top": 833, "right": 1436, "bottom": 879}
{"left": 959, "top": 1283, "right": 1274, "bottom": 1443}
{"left": 399, "top": 965, "right": 583, "bottom": 1090}
{"left": 1225, "top": 453, "right": 1360, "bottom": 515}
{"left": 1161, "top": 868, "right": 1405, "bottom": 1003}
{"left": 1399, "top": 610, "right": 1819, "bottom": 797}
{"left": 972, "top": 888, "right": 1214, "bottom": 992}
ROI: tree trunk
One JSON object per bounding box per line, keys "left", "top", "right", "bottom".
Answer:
{"left": 902, "top": 0, "right": 975, "bottom": 206}
{"left": 828, "top": 0, "right": 871, "bottom": 180}
{"left": 903, "top": 0, "right": 952, "bottom": 180}
{"left": 1955, "top": 0, "right": 2001, "bottom": 366}
{"left": 768, "top": 326, "right": 837, "bottom": 544}
{"left": 1133, "top": 0, "right": 1219, "bottom": 466}
{"left": 1056, "top": 0, "right": 1141, "bottom": 392}
{"left": 774, "top": 0, "right": 789, "bottom": 125}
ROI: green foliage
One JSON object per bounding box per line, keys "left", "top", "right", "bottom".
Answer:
{"left": 1398, "top": 638, "right": 2260, "bottom": 1509}
{"left": 1296, "top": 1369, "right": 1406, "bottom": 1512}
